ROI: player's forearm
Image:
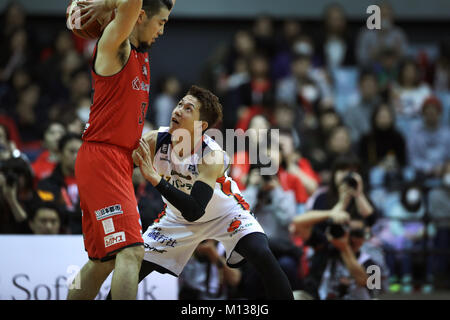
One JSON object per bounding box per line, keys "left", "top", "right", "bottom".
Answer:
{"left": 104, "top": 0, "right": 142, "bottom": 11}
{"left": 291, "top": 210, "right": 332, "bottom": 228}
{"left": 154, "top": 179, "right": 213, "bottom": 222}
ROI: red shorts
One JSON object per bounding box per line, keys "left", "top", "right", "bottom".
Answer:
{"left": 75, "top": 141, "right": 144, "bottom": 261}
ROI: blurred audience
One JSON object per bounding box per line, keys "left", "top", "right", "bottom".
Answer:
{"left": 407, "top": 96, "right": 450, "bottom": 178}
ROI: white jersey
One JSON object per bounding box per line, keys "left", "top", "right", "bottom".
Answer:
{"left": 153, "top": 127, "right": 250, "bottom": 223}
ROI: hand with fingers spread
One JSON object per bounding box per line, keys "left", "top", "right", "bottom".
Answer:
{"left": 134, "top": 138, "right": 159, "bottom": 184}
{"left": 76, "top": 0, "right": 112, "bottom": 29}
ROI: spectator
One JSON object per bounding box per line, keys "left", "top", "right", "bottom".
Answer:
{"left": 428, "top": 160, "right": 450, "bottom": 289}
{"left": 272, "top": 19, "right": 302, "bottom": 81}
{"left": 276, "top": 40, "right": 323, "bottom": 112}
{"left": 407, "top": 96, "right": 450, "bottom": 178}
{"left": 300, "top": 108, "right": 343, "bottom": 173}
{"left": 343, "top": 70, "right": 383, "bottom": 142}
{"left": 178, "top": 240, "right": 241, "bottom": 300}
{"left": 36, "top": 133, "right": 82, "bottom": 234}
{"left": 289, "top": 155, "right": 377, "bottom": 298}
{"left": 391, "top": 58, "right": 432, "bottom": 134}
{"left": 153, "top": 76, "right": 181, "bottom": 128}
{"left": 358, "top": 103, "right": 407, "bottom": 176}
{"left": 355, "top": 1, "right": 408, "bottom": 67}
{"left": 230, "top": 114, "right": 270, "bottom": 190}
{"left": 31, "top": 121, "right": 66, "bottom": 183}
{"left": 0, "top": 27, "right": 34, "bottom": 82}
{"left": 242, "top": 166, "right": 302, "bottom": 296}
{"left": 316, "top": 3, "right": 355, "bottom": 69}
{"left": 13, "top": 83, "right": 46, "bottom": 144}
{"left": 27, "top": 200, "right": 62, "bottom": 235}
{"left": 317, "top": 218, "right": 385, "bottom": 299}
{"left": 251, "top": 15, "right": 276, "bottom": 59}
{"left": 279, "top": 130, "right": 320, "bottom": 202}
{"left": 0, "top": 123, "right": 34, "bottom": 233}
{"left": 433, "top": 39, "right": 450, "bottom": 92}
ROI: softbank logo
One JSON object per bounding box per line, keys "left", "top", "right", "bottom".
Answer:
{"left": 168, "top": 122, "right": 279, "bottom": 176}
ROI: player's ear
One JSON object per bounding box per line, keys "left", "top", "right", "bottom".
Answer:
{"left": 201, "top": 121, "right": 208, "bottom": 132}
{"left": 136, "top": 9, "right": 146, "bottom": 25}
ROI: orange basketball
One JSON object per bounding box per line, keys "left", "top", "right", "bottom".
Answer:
{"left": 66, "top": 0, "right": 115, "bottom": 39}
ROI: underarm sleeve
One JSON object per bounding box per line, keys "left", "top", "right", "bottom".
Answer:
{"left": 155, "top": 179, "right": 214, "bottom": 222}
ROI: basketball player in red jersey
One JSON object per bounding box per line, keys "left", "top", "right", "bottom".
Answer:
{"left": 67, "top": 0, "right": 175, "bottom": 300}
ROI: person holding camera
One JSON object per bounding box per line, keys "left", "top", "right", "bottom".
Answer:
{"left": 289, "top": 155, "right": 378, "bottom": 299}
{"left": 0, "top": 123, "right": 34, "bottom": 233}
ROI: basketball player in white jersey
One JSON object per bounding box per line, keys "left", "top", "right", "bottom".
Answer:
{"left": 108, "top": 85, "right": 293, "bottom": 299}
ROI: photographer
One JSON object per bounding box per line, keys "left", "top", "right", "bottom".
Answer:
{"left": 289, "top": 155, "right": 378, "bottom": 298}
{"left": 0, "top": 123, "right": 34, "bottom": 233}
{"left": 318, "top": 217, "right": 382, "bottom": 300}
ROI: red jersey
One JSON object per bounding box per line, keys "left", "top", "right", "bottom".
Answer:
{"left": 82, "top": 44, "right": 150, "bottom": 151}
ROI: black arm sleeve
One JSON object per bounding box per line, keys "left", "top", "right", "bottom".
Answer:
{"left": 155, "top": 179, "right": 214, "bottom": 222}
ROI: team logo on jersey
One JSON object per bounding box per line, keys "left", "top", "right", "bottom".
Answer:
{"left": 132, "top": 77, "right": 140, "bottom": 90}
{"left": 95, "top": 204, "right": 123, "bottom": 220}
{"left": 227, "top": 218, "right": 242, "bottom": 233}
{"left": 104, "top": 231, "right": 126, "bottom": 248}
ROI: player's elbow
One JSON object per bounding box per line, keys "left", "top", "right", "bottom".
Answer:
{"left": 181, "top": 207, "right": 204, "bottom": 222}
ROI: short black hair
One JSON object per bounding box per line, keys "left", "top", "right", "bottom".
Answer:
{"left": 28, "top": 197, "right": 62, "bottom": 222}
{"left": 58, "top": 132, "right": 82, "bottom": 153}
{"left": 142, "top": 0, "right": 173, "bottom": 18}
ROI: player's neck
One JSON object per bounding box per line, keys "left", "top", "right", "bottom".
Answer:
{"left": 129, "top": 32, "right": 139, "bottom": 49}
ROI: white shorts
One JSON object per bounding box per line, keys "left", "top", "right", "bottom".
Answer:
{"left": 142, "top": 208, "right": 265, "bottom": 276}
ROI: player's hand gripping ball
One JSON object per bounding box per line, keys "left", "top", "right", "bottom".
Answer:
{"left": 66, "top": 0, "right": 115, "bottom": 39}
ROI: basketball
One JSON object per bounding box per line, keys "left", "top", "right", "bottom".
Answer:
{"left": 66, "top": 0, "right": 115, "bottom": 39}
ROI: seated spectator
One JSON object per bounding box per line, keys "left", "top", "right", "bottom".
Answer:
{"left": 316, "top": 3, "right": 355, "bottom": 69}
{"left": 407, "top": 96, "right": 450, "bottom": 178}
{"left": 31, "top": 121, "right": 66, "bottom": 183}
{"left": 428, "top": 160, "right": 450, "bottom": 289}
{"left": 272, "top": 19, "right": 302, "bottom": 81}
{"left": 300, "top": 108, "right": 343, "bottom": 172}
{"left": 289, "top": 155, "right": 377, "bottom": 298}
{"left": 343, "top": 70, "right": 383, "bottom": 143}
{"left": 358, "top": 103, "right": 407, "bottom": 180}
{"left": 320, "top": 125, "right": 356, "bottom": 181}
{"left": 0, "top": 123, "right": 34, "bottom": 234}
{"left": 179, "top": 240, "right": 241, "bottom": 300}
{"left": 279, "top": 129, "right": 320, "bottom": 201}
{"left": 355, "top": 2, "right": 408, "bottom": 67}
{"left": 276, "top": 41, "right": 326, "bottom": 113}
{"left": 251, "top": 15, "right": 276, "bottom": 59}
{"left": 391, "top": 58, "right": 432, "bottom": 135}
{"left": 242, "top": 167, "right": 302, "bottom": 295}
{"left": 230, "top": 114, "right": 270, "bottom": 190}
{"left": 153, "top": 76, "right": 181, "bottom": 128}
{"left": 27, "top": 200, "right": 63, "bottom": 235}
{"left": 36, "top": 133, "right": 82, "bottom": 234}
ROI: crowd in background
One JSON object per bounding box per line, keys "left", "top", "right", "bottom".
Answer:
{"left": 0, "top": 1, "right": 449, "bottom": 299}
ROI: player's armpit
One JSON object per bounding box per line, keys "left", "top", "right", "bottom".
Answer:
{"left": 196, "top": 151, "right": 225, "bottom": 189}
